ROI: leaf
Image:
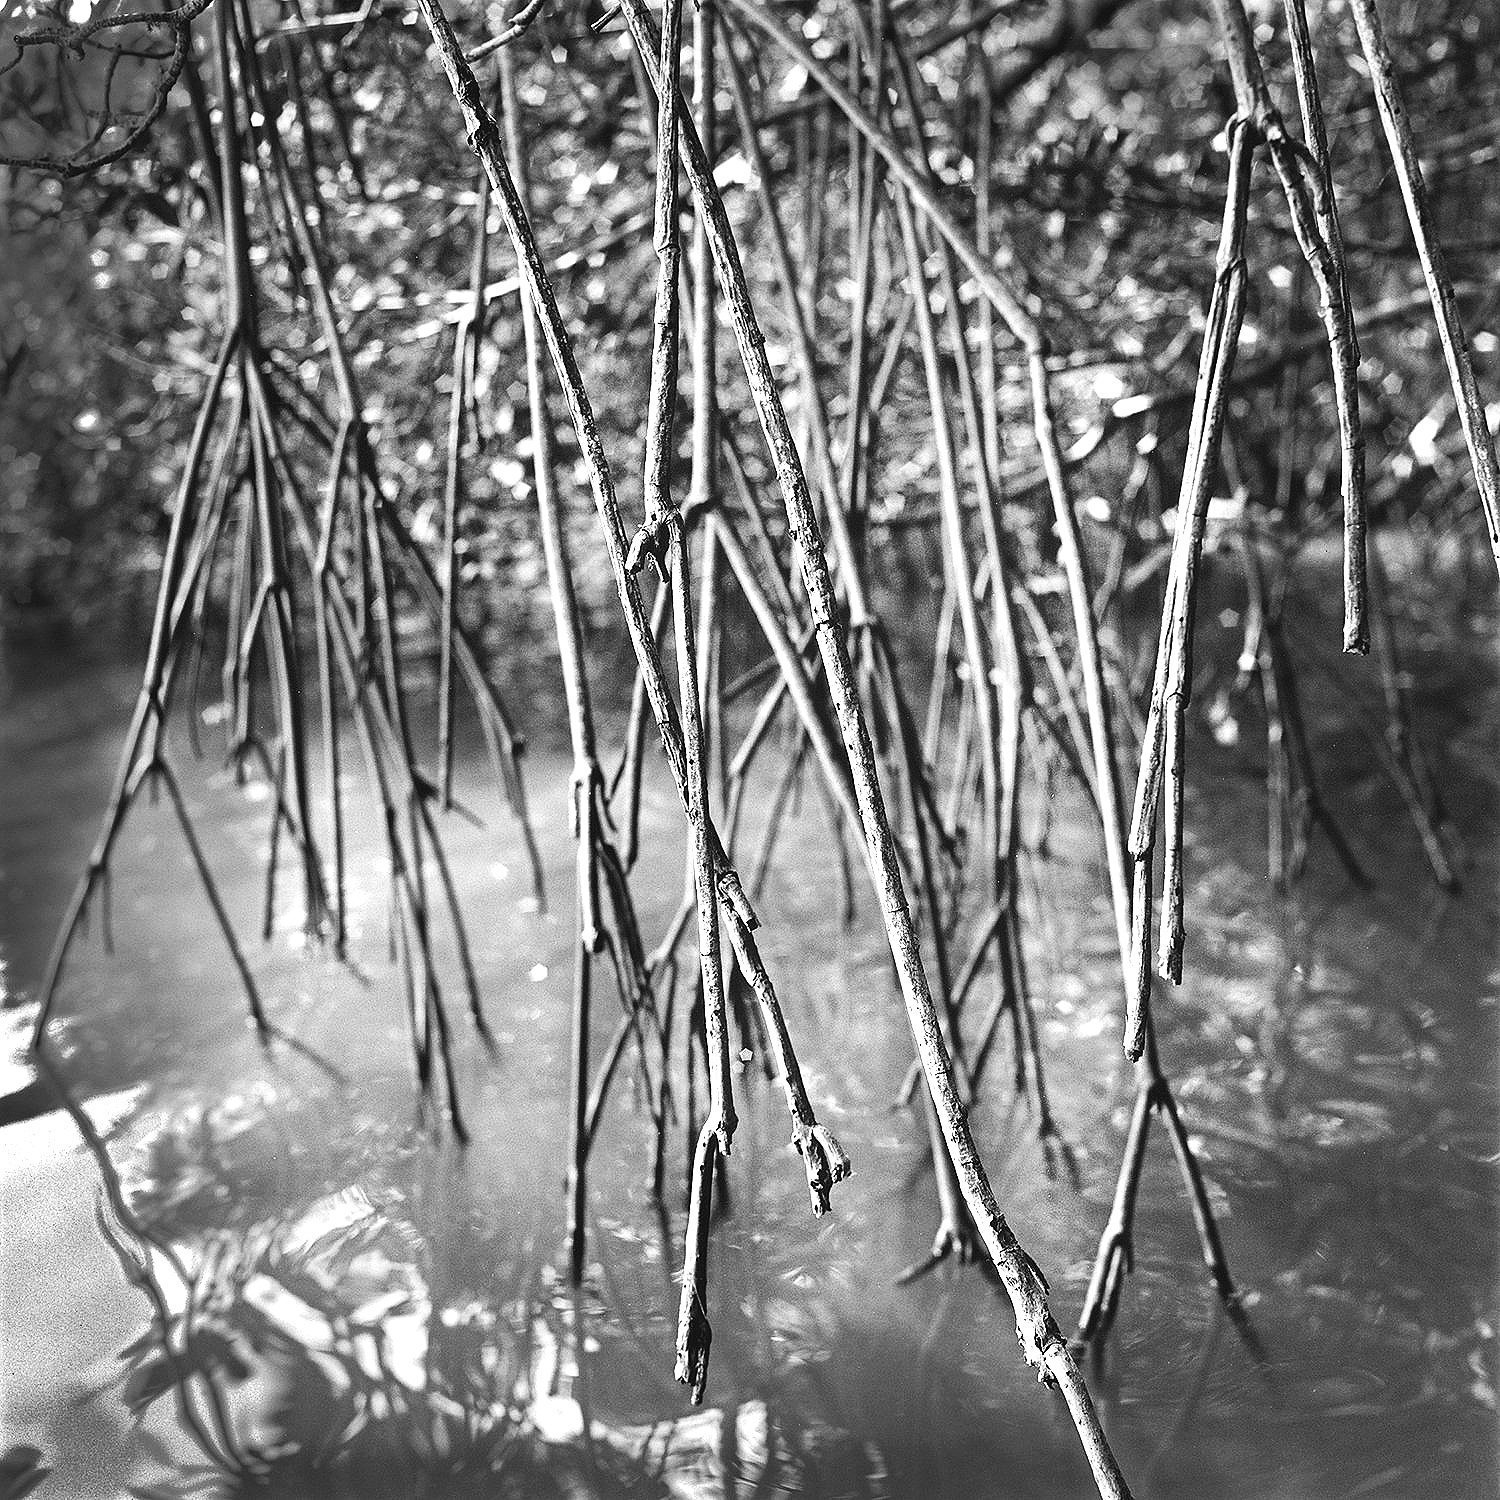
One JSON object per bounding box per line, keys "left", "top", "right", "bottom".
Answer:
{"left": 117, "top": 1326, "right": 163, "bottom": 1365}
{"left": 184, "top": 1327, "right": 252, "bottom": 1384}
{"left": 136, "top": 191, "right": 179, "bottom": 229}
{"left": 131, "top": 1428, "right": 176, "bottom": 1470}
{"left": 0, "top": 1445, "right": 50, "bottom": 1500}
{"left": 121, "top": 1355, "right": 177, "bottom": 1418}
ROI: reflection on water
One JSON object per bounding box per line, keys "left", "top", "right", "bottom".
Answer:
{"left": 1, "top": 622, "right": 1497, "bottom": 1500}
{"left": 47, "top": 1090, "right": 894, "bottom": 1500}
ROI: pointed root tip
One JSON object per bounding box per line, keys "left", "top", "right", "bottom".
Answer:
{"left": 1123, "top": 974, "right": 1149, "bottom": 1057}
{"left": 799, "top": 1123, "right": 851, "bottom": 1215}
{"left": 895, "top": 1250, "right": 941, "bottom": 1286}
{"left": 718, "top": 872, "right": 758, "bottom": 931}
{"left": 27, "top": 1009, "right": 53, "bottom": 1057}
{"left": 674, "top": 1330, "right": 711, "bottom": 1405}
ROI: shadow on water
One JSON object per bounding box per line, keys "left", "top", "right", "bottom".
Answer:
{"left": 1, "top": 595, "right": 1496, "bottom": 1499}
{"left": 11, "top": 1037, "right": 1099, "bottom": 1500}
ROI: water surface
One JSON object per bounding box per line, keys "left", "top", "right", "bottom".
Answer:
{"left": 1, "top": 615, "right": 1495, "bottom": 1499}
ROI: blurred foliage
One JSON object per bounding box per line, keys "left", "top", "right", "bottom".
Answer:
{"left": 0, "top": 0, "right": 1496, "bottom": 628}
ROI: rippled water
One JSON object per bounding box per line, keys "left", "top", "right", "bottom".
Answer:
{"left": 1, "top": 607, "right": 1496, "bottom": 1500}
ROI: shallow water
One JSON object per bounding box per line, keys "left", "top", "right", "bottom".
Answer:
{"left": 1, "top": 613, "right": 1496, "bottom": 1500}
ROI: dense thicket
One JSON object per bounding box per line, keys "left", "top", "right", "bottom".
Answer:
{"left": 3, "top": 3, "right": 1495, "bottom": 617}
{"left": 2, "top": 3, "right": 1496, "bottom": 1495}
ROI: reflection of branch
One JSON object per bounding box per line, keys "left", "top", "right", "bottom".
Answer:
{"left": 33, "top": 1051, "right": 256, "bottom": 1479}
{"left": 1078, "top": 1000, "right": 1247, "bottom": 1347}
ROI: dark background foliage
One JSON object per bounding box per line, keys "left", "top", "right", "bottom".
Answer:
{"left": 2, "top": 0, "right": 1495, "bottom": 631}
